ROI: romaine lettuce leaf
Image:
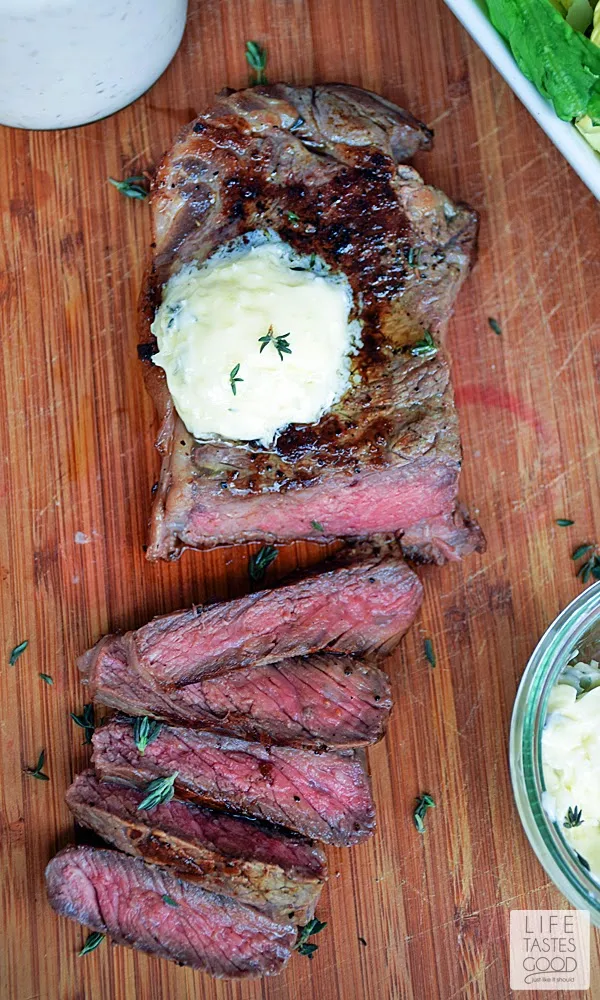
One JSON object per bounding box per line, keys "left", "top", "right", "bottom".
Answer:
{"left": 487, "top": 0, "right": 600, "bottom": 122}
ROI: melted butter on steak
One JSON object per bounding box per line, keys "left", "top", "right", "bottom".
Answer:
{"left": 151, "top": 237, "right": 362, "bottom": 447}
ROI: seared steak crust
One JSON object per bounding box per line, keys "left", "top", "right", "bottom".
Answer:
{"left": 92, "top": 719, "right": 376, "bottom": 847}
{"left": 78, "top": 551, "right": 422, "bottom": 690}
{"left": 46, "top": 846, "right": 296, "bottom": 978}
{"left": 66, "top": 771, "right": 325, "bottom": 924}
{"left": 140, "top": 83, "right": 481, "bottom": 560}
{"left": 81, "top": 640, "right": 392, "bottom": 749}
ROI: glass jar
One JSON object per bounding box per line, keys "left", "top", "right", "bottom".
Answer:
{"left": 0, "top": 1, "right": 188, "bottom": 130}
{"left": 510, "top": 581, "right": 600, "bottom": 924}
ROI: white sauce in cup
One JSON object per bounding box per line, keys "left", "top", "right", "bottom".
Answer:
{"left": 0, "top": 1, "right": 188, "bottom": 129}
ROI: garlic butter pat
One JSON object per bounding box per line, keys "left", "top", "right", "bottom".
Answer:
{"left": 152, "top": 240, "right": 361, "bottom": 447}
{"left": 542, "top": 672, "right": 600, "bottom": 878}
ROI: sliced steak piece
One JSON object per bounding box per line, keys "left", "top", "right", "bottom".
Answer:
{"left": 46, "top": 845, "right": 296, "bottom": 978}
{"left": 140, "top": 83, "right": 482, "bottom": 561}
{"left": 66, "top": 771, "right": 325, "bottom": 924}
{"left": 81, "top": 639, "right": 392, "bottom": 749}
{"left": 92, "top": 720, "right": 375, "bottom": 846}
{"left": 79, "top": 551, "right": 422, "bottom": 690}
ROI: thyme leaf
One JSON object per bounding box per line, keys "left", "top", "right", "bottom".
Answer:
{"left": 137, "top": 772, "right": 178, "bottom": 812}
{"left": 249, "top": 545, "right": 278, "bottom": 582}
{"left": 295, "top": 917, "right": 327, "bottom": 958}
{"left": 108, "top": 175, "right": 149, "bottom": 200}
{"left": 258, "top": 325, "right": 292, "bottom": 361}
{"left": 229, "top": 363, "right": 243, "bottom": 396}
{"left": 411, "top": 331, "right": 437, "bottom": 359}
{"left": 79, "top": 931, "right": 105, "bottom": 956}
{"left": 71, "top": 703, "right": 95, "bottom": 745}
{"left": 311, "top": 520, "right": 325, "bottom": 533}
{"left": 572, "top": 543, "right": 600, "bottom": 585}
{"left": 572, "top": 543, "right": 593, "bottom": 561}
{"left": 245, "top": 41, "right": 268, "bottom": 85}
{"left": 25, "top": 748, "right": 49, "bottom": 782}
{"left": 556, "top": 519, "right": 575, "bottom": 527}
{"left": 287, "top": 211, "right": 300, "bottom": 223}
{"left": 133, "top": 717, "right": 163, "bottom": 755}
{"left": 9, "top": 640, "right": 28, "bottom": 666}
{"left": 424, "top": 638, "right": 436, "bottom": 668}
{"left": 488, "top": 317, "right": 502, "bottom": 336}
{"left": 39, "top": 673, "right": 53, "bottom": 685}
{"left": 564, "top": 805, "right": 583, "bottom": 829}
{"left": 413, "top": 792, "right": 435, "bottom": 833}
{"left": 162, "top": 894, "right": 179, "bottom": 907}
{"left": 576, "top": 852, "right": 591, "bottom": 872}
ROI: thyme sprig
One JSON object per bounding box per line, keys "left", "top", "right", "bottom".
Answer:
{"left": 71, "top": 703, "right": 95, "bottom": 744}
{"left": 25, "top": 748, "right": 49, "bottom": 782}
{"left": 564, "top": 805, "right": 584, "bottom": 829}
{"left": 249, "top": 545, "right": 278, "bottom": 582}
{"left": 258, "top": 325, "right": 292, "bottom": 361}
{"left": 133, "top": 717, "right": 163, "bottom": 755}
{"left": 9, "top": 640, "right": 28, "bottom": 665}
{"left": 572, "top": 543, "right": 600, "bottom": 584}
{"left": 229, "top": 363, "right": 243, "bottom": 396}
{"left": 413, "top": 793, "right": 435, "bottom": 833}
{"left": 245, "top": 41, "right": 268, "bottom": 85}
{"left": 295, "top": 917, "right": 327, "bottom": 958}
{"left": 137, "top": 772, "right": 178, "bottom": 812}
{"left": 411, "top": 331, "right": 437, "bottom": 359}
{"left": 79, "top": 931, "right": 105, "bottom": 956}
{"left": 108, "top": 175, "right": 149, "bottom": 200}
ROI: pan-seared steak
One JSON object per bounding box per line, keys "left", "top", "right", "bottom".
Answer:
{"left": 46, "top": 845, "right": 296, "bottom": 978}
{"left": 79, "top": 550, "right": 422, "bottom": 690}
{"left": 81, "top": 639, "right": 392, "bottom": 749}
{"left": 66, "top": 771, "right": 325, "bottom": 924}
{"left": 140, "top": 84, "right": 482, "bottom": 560}
{"left": 92, "top": 719, "right": 375, "bottom": 846}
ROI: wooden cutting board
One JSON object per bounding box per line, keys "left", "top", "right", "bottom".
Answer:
{"left": 1, "top": 1, "right": 599, "bottom": 997}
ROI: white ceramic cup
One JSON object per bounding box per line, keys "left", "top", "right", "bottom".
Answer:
{"left": 0, "top": 0, "right": 188, "bottom": 129}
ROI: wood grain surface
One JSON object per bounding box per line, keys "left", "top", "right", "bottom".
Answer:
{"left": 1, "top": 1, "right": 599, "bottom": 998}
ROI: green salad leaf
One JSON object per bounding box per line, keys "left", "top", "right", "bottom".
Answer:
{"left": 487, "top": 0, "right": 600, "bottom": 122}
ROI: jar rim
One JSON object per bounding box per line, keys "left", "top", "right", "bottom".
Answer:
{"left": 510, "top": 581, "right": 600, "bottom": 923}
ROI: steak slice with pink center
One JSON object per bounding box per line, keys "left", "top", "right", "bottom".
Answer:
{"left": 66, "top": 770, "right": 326, "bottom": 924}
{"left": 81, "top": 639, "right": 392, "bottom": 749}
{"left": 79, "top": 550, "right": 423, "bottom": 690}
{"left": 46, "top": 845, "right": 296, "bottom": 978}
{"left": 92, "top": 719, "right": 376, "bottom": 847}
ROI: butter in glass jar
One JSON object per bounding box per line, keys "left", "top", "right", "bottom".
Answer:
{"left": 0, "top": 1, "right": 188, "bottom": 129}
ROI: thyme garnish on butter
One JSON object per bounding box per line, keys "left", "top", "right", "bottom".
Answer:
{"left": 245, "top": 41, "right": 268, "bottom": 85}
{"left": 411, "top": 331, "right": 437, "bottom": 359}
{"left": 229, "top": 363, "right": 243, "bottom": 396}
{"left": 137, "top": 773, "right": 178, "bottom": 812}
{"left": 258, "top": 325, "right": 292, "bottom": 361}
{"left": 133, "top": 717, "right": 163, "bottom": 755}
{"left": 71, "top": 703, "right": 95, "bottom": 744}
{"left": 9, "top": 640, "right": 28, "bottom": 666}
{"left": 413, "top": 793, "right": 435, "bottom": 833}
{"left": 108, "top": 175, "right": 149, "bottom": 200}
{"left": 249, "top": 545, "right": 278, "bottom": 582}
{"left": 295, "top": 917, "right": 327, "bottom": 958}
{"left": 79, "top": 932, "right": 105, "bottom": 956}
{"left": 564, "top": 806, "right": 584, "bottom": 829}
{"left": 25, "top": 748, "right": 49, "bottom": 782}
